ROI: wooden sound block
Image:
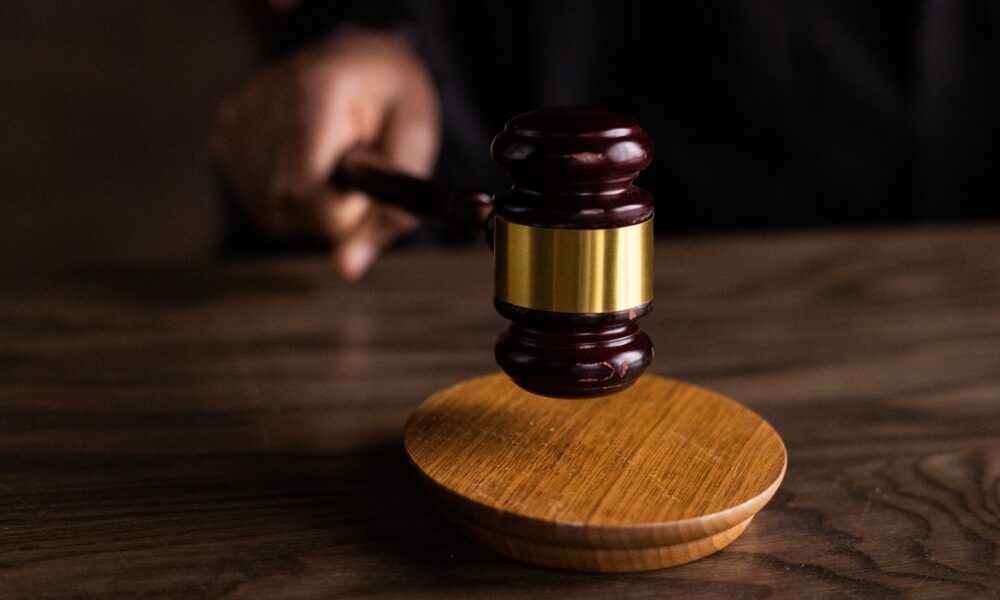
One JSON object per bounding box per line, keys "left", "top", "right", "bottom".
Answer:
{"left": 403, "top": 374, "right": 787, "bottom": 572}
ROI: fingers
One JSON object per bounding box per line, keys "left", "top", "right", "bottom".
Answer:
{"left": 331, "top": 203, "right": 419, "bottom": 280}
{"left": 276, "top": 79, "right": 362, "bottom": 200}
{"left": 322, "top": 50, "right": 441, "bottom": 279}
{"left": 376, "top": 62, "right": 441, "bottom": 177}
{"left": 317, "top": 188, "right": 367, "bottom": 239}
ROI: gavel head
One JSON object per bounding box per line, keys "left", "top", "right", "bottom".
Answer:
{"left": 490, "top": 107, "right": 655, "bottom": 398}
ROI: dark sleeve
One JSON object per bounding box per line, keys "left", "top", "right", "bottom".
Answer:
{"left": 267, "top": 0, "right": 414, "bottom": 58}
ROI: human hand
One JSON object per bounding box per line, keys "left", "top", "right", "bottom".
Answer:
{"left": 212, "top": 31, "right": 440, "bottom": 279}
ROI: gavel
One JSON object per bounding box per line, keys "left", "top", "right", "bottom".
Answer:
{"left": 334, "top": 107, "right": 655, "bottom": 398}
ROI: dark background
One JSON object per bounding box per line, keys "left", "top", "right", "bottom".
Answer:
{"left": 1, "top": 2, "right": 256, "bottom": 269}
{"left": 3, "top": 2, "right": 999, "bottom": 270}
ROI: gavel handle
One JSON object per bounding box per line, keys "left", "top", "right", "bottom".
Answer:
{"left": 331, "top": 149, "right": 493, "bottom": 239}
{"left": 332, "top": 149, "right": 451, "bottom": 219}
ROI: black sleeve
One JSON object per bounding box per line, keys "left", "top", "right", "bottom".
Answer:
{"left": 267, "top": 0, "right": 414, "bottom": 58}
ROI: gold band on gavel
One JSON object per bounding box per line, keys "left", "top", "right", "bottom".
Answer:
{"left": 494, "top": 217, "right": 653, "bottom": 314}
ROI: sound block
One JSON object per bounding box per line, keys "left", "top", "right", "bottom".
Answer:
{"left": 403, "top": 374, "right": 786, "bottom": 572}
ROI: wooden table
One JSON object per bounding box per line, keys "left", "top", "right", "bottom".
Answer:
{"left": 3, "top": 225, "right": 999, "bottom": 598}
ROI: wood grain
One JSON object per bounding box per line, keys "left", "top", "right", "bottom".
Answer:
{"left": 404, "top": 374, "right": 786, "bottom": 571}
{"left": 1, "top": 224, "right": 999, "bottom": 597}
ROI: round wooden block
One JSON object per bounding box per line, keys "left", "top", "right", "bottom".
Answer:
{"left": 403, "top": 374, "right": 787, "bottom": 572}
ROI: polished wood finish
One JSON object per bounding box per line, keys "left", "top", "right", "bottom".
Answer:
{"left": 332, "top": 148, "right": 492, "bottom": 239}
{"left": 490, "top": 107, "right": 654, "bottom": 228}
{"left": 491, "top": 107, "right": 656, "bottom": 398}
{"left": 493, "top": 300, "right": 653, "bottom": 398}
{"left": 404, "top": 373, "right": 786, "bottom": 571}
{"left": 2, "top": 225, "right": 999, "bottom": 596}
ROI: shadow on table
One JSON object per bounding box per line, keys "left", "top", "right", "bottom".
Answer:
{"left": 276, "top": 436, "right": 763, "bottom": 597}
{"left": 307, "top": 437, "right": 601, "bottom": 595}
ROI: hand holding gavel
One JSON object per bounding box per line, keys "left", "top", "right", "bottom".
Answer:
{"left": 213, "top": 30, "right": 479, "bottom": 279}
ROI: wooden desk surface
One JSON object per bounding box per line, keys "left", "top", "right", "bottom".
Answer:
{"left": 3, "top": 225, "right": 999, "bottom": 598}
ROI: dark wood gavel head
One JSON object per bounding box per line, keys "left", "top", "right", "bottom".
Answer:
{"left": 490, "top": 107, "right": 655, "bottom": 398}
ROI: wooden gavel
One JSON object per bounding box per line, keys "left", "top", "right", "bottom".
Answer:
{"left": 332, "top": 107, "right": 655, "bottom": 399}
